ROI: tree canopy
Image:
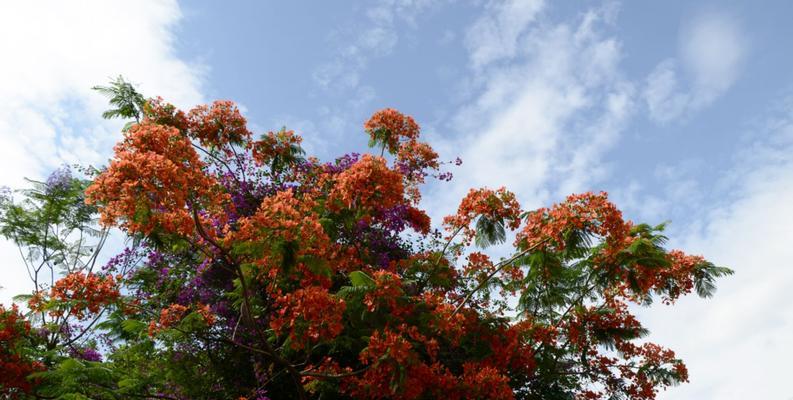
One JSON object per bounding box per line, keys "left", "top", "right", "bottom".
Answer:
{"left": 0, "top": 80, "right": 731, "bottom": 400}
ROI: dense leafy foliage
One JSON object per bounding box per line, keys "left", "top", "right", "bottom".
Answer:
{"left": 0, "top": 80, "right": 732, "bottom": 399}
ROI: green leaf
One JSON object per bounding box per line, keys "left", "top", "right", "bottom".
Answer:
{"left": 117, "top": 378, "right": 139, "bottom": 388}
{"left": 474, "top": 215, "right": 506, "bottom": 248}
{"left": 58, "top": 358, "right": 85, "bottom": 372}
{"left": 92, "top": 76, "right": 146, "bottom": 123}
{"left": 121, "top": 319, "right": 147, "bottom": 335}
{"left": 349, "top": 271, "right": 376, "bottom": 288}
{"left": 12, "top": 293, "right": 33, "bottom": 303}
{"left": 302, "top": 254, "right": 332, "bottom": 278}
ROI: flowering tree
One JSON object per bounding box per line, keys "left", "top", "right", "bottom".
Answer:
{"left": 0, "top": 80, "right": 731, "bottom": 400}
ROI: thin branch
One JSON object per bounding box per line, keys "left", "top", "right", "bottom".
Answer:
{"left": 451, "top": 239, "right": 548, "bottom": 317}
{"left": 191, "top": 209, "right": 306, "bottom": 400}
{"left": 433, "top": 225, "right": 463, "bottom": 268}
{"left": 300, "top": 366, "right": 370, "bottom": 379}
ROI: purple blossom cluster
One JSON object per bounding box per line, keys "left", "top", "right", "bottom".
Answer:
{"left": 0, "top": 185, "right": 11, "bottom": 204}
{"left": 323, "top": 152, "right": 360, "bottom": 174}
{"left": 69, "top": 347, "right": 103, "bottom": 362}
{"left": 102, "top": 246, "right": 142, "bottom": 277}
{"left": 346, "top": 205, "right": 418, "bottom": 267}
{"left": 45, "top": 165, "right": 73, "bottom": 194}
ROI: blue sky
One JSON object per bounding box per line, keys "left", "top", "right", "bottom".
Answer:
{"left": 1, "top": 1, "right": 792, "bottom": 398}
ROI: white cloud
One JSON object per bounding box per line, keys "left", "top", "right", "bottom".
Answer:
{"left": 310, "top": 0, "right": 449, "bottom": 154}
{"left": 0, "top": 0, "right": 205, "bottom": 305}
{"left": 644, "top": 59, "right": 690, "bottom": 123}
{"left": 313, "top": 0, "right": 443, "bottom": 92}
{"left": 464, "top": 0, "right": 545, "bottom": 69}
{"left": 644, "top": 11, "right": 746, "bottom": 123}
{"left": 428, "top": 2, "right": 633, "bottom": 218}
{"left": 681, "top": 12, "right": 746, "bottom": 103}
{"left": 643, "top": 99, "right": 793, "bottom": 399}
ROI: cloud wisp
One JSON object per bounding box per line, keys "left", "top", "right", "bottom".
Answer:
{"left": 644, "top": 10, "right": 747, "bottom": 123}
{"left": 313, "top": 0, "right": 444, "bottom": 93}
{"left": 429, "top": 1, "right": 633, "bottom": 219}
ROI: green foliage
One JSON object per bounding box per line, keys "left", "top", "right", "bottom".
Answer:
{"left": 474, "top": 215, "right": 507, "bottom": 248}
{"left": 0, "top": 168, "right": 104, "bottom": 278}
{"left": 349, "top": 271, "right": 376, "bottom": 288}
{"left": 92, "top": 76, "right": 146, "bottom": 127}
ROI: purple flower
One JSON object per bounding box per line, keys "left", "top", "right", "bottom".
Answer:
{"left": 70, "top": 347, "right": 103, "bottom": 362}
{"left": 323, "top": 153, "right": 360, "bottom": 174}
{"left": 45, "top": 166, "right": 73, "bottom": 194}
{"left": 147, "top": 250, "right": 164, "bottom": 266}
{"left": 437, "top": 171, "right": 454, "bottom": 182}
{"left": 0, "top": 186, "right": 11, "bottom": 203}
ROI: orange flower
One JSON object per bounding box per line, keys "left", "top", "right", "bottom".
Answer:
{"left": 363, "top": 271, "right": 403, "bottom": 312}
{"left": 187, "top": 100, "right": 251, "bottom": 147}
{"left": 143, "top": 97, "right": 188, "bottom": 131}
{"left": 270, "top": 286, "right": 346, "bottom": 350}
{"left": 195, "top": 303, "right": 216, "bottom": 326}
{"left": 459, "top": 363, "right": 514, "bottom": 400}
{"left": 364, "top": 108, "right": 420, "bottom": 154}
{"left": 516, "top": 192, "right": 630, "bottom": 252}
{"left": 232, "top": 190, "right": 331, "bottom": 280}
{"left": 86, "top": 122, "right": 225, "bottom": 236}
{"left": 396, "top": 140, "right": 438, "bottom": 173}
{"left": 396, "top": 140, "right": 439, "bottom": 203}
{"left": 443, "top": 187, "right": 522, "bottom": 245}
{"left": 328, "top": 154, "right": 405, "bottom": 211}
{"left": 251, "top": 129, "right": 304, "bottom": 166}
{"left": 148, "top": 303, "right": 188, "bottom": 336}
{"left": 29, "top": 273, "right": 120, "bottom": 320}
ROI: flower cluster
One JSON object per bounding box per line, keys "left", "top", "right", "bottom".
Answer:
{"left": 395, "top": 140, "right": 439, "bottom": 203}
{"left": 86, "top": 122, "right": 226, "bottom": 236}
{"left": 462, "top": 252, "right": 495, "bottom": 282}
{"left": 516, "top": 191, "right": 630, "bottom": 252}
{"left": 270, "top": 287, "right": 346, "bottom": 350}
{"left": 143, "top": 97, "right": 188, "bottom": 130}
{"left": 328, "top": 154, "right": 405, "bottom": 212}
{"left": 232, "top": 189, "right": 331, "bottom": 280}
{"left": 187, "top": 100, "right": 252, "bottom": 147}
{"left": 364, "top": 108, "right": 420, "bottom": 154}
{"left": 627, "top": 250, "right": 708, "bottom": 304}
{"left": 0, "top": 305, "right": 43, "bottom": 396}
{"left": 148, "top": 303, "right": 188, "bottom": 336}
{"left": 443, "top": 187, "right": 522, "bottom": 245}
{"left": 45, "top": 165, "right": 73, "bottom": 194}
{"left": 363, "top": 271, "right": 403, "bottom": 312}
{"left": 251, "top": 129, "right": 303, "bottom": 166}
{"left": 29, "top": 272, "right": 119, "bottom": 320}
{"left": 69, "top": 346, "right": 103, "bottom": 362}
{"left": 458, "top": 363, "right": 514, "bottom": 400}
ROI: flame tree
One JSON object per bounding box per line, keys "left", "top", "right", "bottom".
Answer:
{"left": 0, "top": 79, "right": 731, "bottom": 400}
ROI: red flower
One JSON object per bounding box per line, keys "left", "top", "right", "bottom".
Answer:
{"left": 516, "top": 191, "right": 630, "bottom": 253}
{"left": 0, "top": 305, "right": 44, "bottom": 396}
